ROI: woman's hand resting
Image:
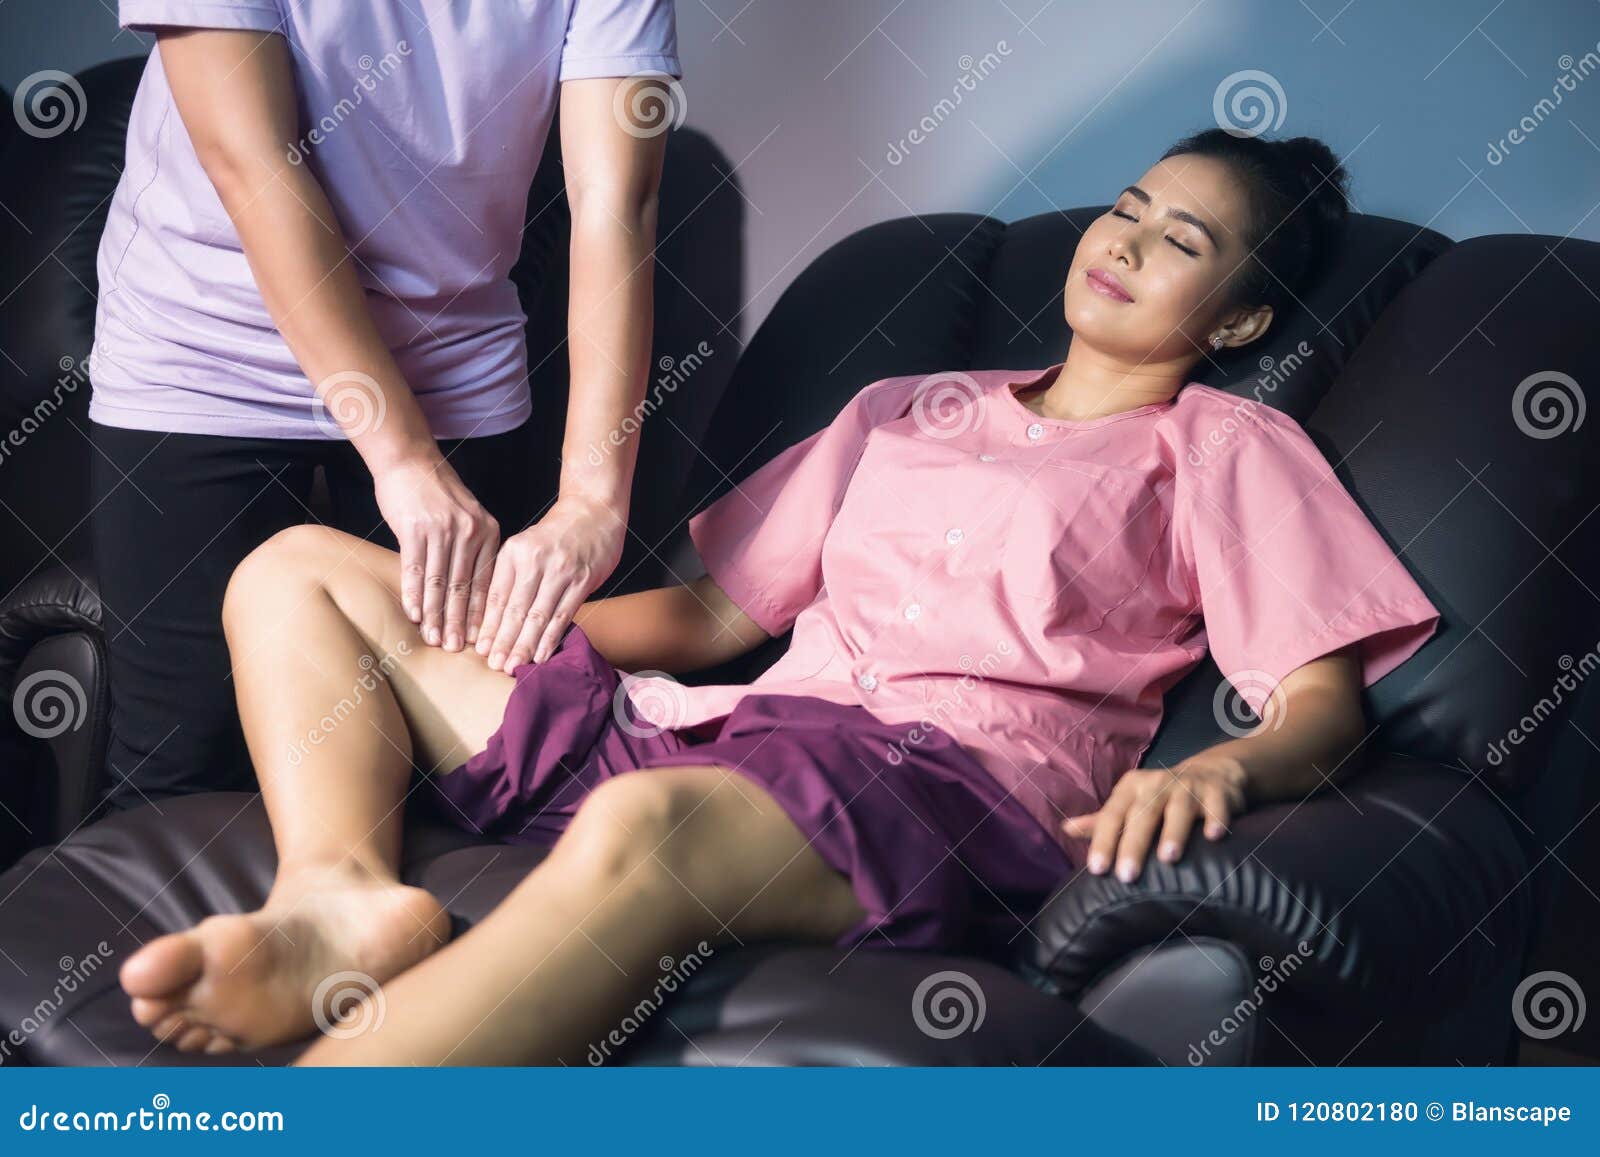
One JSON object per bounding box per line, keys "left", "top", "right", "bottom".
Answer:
{"left": 473, "top": 494, "right": 625, "bottom": 672}
{"left": 1061, "top": 756, "right": 1248, "bottom": 883}
{"left": 373, "top": 453, "right": 500, "bottom": 652}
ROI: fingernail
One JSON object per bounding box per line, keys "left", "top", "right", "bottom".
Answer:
{"left": 425, "top": 625, "right": 439, "bottom": 645}
{"left": 1206, "top": 823, "right": 1226, "bottom": 839}
{"left": 446, "top": 630, "right": 460, "bottom": 650}
{"left": 1116, "top": 858, "right": 1137, "bottom": 882}
{"left": 476, "top": 637, "right": 489, "bottom": 654}
{"left": 1087, "top": 851, "right": 1108, "bottom": 873}
{"left": 1158, "top": 841, "right": 1179, "bottom": 861}
{"left": 489, "top": 652, "right": 504, "bottom": 667}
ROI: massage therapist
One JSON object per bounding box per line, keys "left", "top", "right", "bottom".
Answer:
{"left": 86, "top": 1, "right": 680, "bottom": 805}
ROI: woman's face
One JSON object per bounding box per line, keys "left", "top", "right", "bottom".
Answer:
{"left": 1063, "top": 153, "right": 1267, "bottom": 366}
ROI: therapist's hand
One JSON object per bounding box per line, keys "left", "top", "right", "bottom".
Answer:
{"left": 1060, "top": 756, "right": 1247, "bottom": 883}
{"left": 475, "top": 494, "right": 624, "bottom": 671}
{"left": 373, "top": 454, "right": 500, "bottom": 652}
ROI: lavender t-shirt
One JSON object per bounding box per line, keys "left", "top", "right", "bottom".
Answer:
{"left": 89, "top": 1, "right": 681, "bottom": 439}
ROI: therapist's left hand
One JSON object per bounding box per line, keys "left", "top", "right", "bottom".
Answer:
{"left": 1060, "top": 756, "right": 1248, "bottom": 883}
{"left": 473, "top": 494, "right": 624, "bottom": 672}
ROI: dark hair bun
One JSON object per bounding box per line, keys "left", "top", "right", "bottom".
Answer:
{"left": 1274, "top": 135, "right": 1350, "bottom": 266}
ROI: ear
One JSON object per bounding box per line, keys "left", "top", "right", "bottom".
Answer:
{"left": 1220, "top": 303, "right": 1275, "bottom": 349}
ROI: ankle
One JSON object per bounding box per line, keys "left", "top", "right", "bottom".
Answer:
{"left": 268, "top": 856, "right": 399, "bottom": 902}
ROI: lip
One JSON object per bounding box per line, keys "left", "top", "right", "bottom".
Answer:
{"left": 1086, "top": 266, "right": 1134, "bottom": 303}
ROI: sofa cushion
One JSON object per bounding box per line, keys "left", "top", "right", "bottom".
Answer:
{"left": 0, "top": 793, "right": 1151, "bottom": 1066}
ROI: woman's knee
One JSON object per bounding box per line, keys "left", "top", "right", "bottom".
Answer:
{"left": 549, "top": 766, "right": 865, "bottom": 944}
{"left": 222, "top": 524, "right": 382, "bottom": 634}
{"left": 554, "top": 770, "right": 706, "bottom": 889}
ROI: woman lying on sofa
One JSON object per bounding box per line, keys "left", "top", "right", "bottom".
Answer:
{"left": 117, "top": 129, "right": 1440, "bottom": 1064}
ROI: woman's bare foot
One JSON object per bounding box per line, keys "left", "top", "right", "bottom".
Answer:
{"left": 119, "top": 865, "right": 450, "bottom": 1053}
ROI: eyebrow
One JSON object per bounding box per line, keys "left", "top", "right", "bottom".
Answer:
{"left": 1118, "top": 185, "right": 1220, "bottom": 251}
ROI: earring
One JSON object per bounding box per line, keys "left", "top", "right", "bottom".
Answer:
{"left": 1209, "top": 335, "right": 1225, "bottom": 350}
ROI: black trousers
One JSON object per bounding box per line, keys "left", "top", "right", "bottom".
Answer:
{"left": 88, "top": 418, "right": 537, "bottom": 809}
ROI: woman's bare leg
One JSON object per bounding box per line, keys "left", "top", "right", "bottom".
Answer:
{"left": 295, "top": 764, "right": 867, "bottom": 1066}
{"left": 119, "top": 524, "right": 519, "bottom": 1053}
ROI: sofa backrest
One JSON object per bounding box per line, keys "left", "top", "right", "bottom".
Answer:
{"left": 1298, "top": 234, "right": 1600, "bottom": 797}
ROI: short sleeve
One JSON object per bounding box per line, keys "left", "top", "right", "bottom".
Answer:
{"left": 120, "top": 0, "right": 284, "bottom": 33}
{"left": 1177, "top": 408, "right": 1440, "bottom": 715}
{"left": 559, "top": 0, "right": 682, "bottom": 81}
{"left": 689, "top": 379, "right": 903, "bottom": 637}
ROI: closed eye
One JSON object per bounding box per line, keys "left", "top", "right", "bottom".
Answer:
{"left": 1111, "top": 208, "right": 1201, "bottom": 258}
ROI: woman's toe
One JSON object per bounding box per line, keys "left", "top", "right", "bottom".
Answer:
{"left": 130, "top": 996, "right": 178, "bottom": 1028}
{"left": 176, "top": 1025, "right": 213, "bottom": 1052}
{"left": 151, "top": 1012, "right": 190, "bottom": 1043}
{"left": 120, "top": 932, "right": 205, "bottom": 1001}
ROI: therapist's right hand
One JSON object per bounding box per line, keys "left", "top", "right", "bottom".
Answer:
{"left": 373, "top": 453, "right": 501, "bottom": 653}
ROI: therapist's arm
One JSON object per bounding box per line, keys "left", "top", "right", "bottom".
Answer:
{"left": 1061, "top": 647, "right": 1367, "bottom": 882}
{"left": 156, "top": 29, "right": 499, "bottom": 651}
{"left": 473, "top": 76, "right": 673, "bottom": 673}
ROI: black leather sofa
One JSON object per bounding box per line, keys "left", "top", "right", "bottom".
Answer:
{"left": 1, "top": 57, "right": 1597, "bottom": 1066}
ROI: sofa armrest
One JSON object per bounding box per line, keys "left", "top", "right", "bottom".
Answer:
{"left": 1021, "top": 753, "right": 1536, "bottom": 1020}
{"left": 0, "top": 562, "right": 103, "bottom": 692}
{"left": 0, "top": 563, "right": 108, "bottom": 840}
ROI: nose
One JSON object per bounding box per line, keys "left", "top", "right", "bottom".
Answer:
{"left": 1107, "top": 228, "right": 1137, "bottom": 268}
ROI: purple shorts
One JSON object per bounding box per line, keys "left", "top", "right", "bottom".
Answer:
{"left": 421, "top": 624, "right": 1073, "bottom": 956}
